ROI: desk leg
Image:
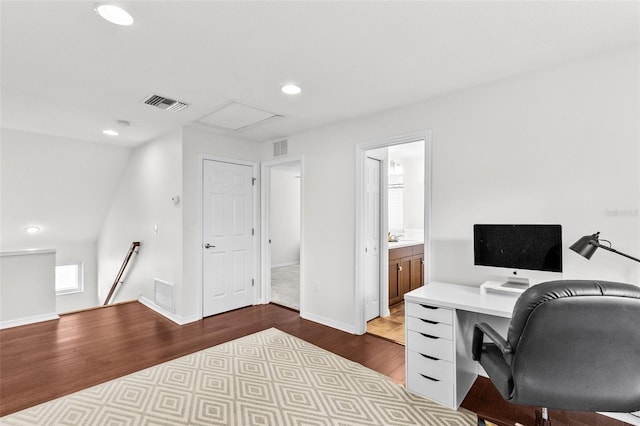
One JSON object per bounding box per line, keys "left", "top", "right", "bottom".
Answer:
{"left": 454, "top": 310, "right": 479, "bottom": 407}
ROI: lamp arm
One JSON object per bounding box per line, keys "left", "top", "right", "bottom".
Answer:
{"left": 594, "top": 243, "right": 640, "bottom": 263}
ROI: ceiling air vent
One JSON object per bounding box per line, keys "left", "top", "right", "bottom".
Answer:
{"left": 142, "top": 94, "right": 189, "bottom": 112}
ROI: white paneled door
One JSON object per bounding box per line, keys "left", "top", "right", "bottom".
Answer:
{"left": 364, "top": 157, "right": 381, "bottom": 321}
{"left": 202, "top": 159, "right": 255, "bottom": 317}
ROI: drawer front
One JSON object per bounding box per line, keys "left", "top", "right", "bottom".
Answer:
{"left": 406, "top": 316, "right": 453, "bottom": 339}
{"left": 407, "top": 369, "right": 454, "bottom": 408}
{"left": 389, "top": 246, "right": 413, "bottom": 260}
{"left": 407, "top": 350, "right": 454, "bottom": 382}
{"left": 407, "top": 330, "right": 453, "bottom": 362}
{"left": 406, "top": 303, "right": 453, "bottom": 325}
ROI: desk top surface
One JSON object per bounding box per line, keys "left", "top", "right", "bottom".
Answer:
{"left": 404, "top": 282, "right": 518, "bottom": 318}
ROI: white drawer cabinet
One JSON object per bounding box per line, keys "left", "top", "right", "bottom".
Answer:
{"left": 404, "top": 283, "right": 518, "bottom": 411}
{"left": 405, "top": 300, "right": 459, "bottom": 409}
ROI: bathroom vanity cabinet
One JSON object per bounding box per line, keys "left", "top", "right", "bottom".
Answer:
{"left": 389, "top": 243, "right": 424, "bottom": 305}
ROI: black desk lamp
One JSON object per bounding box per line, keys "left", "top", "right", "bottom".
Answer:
{"left": 570, "top": 232, "right": 640, "bottom": 263}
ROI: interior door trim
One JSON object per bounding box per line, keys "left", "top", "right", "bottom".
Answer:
{"left": 197, "top": 154, "right": 258, "bottom": 320}
{"left": 354, "top": 131, "right": 432, "bottom": 335}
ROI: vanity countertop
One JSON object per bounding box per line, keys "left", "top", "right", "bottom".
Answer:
{"left": 388, "top": 240, "right": 423, "bottom": 249}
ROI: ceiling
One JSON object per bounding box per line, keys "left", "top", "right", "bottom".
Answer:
{"left": 1, "top": 1, "right": 638, "bottom": 147}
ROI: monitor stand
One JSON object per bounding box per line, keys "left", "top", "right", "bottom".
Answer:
{"left": 480, "top": 277, "right": 533, "bottom": 295}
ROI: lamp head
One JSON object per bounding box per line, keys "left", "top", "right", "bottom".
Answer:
{"left": 569, "top": 232, "right": 600, "bottom": 259}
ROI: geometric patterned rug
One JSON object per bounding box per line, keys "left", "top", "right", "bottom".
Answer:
{"left": 0, "top": 328, "right": 475, "bottom": 425}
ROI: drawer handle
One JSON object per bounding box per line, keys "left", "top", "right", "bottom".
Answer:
{"left": 420, "top": 374, "right": 440, "bottom": 382}
{"left": 420, "top": 354, "right": 439, "bottom": 361}
{"left": 420, "top": 304, "right": 438, "bottom": 310}
{"left": 419, "top": 333, "right": 439, "bottom": 340}
{"left": 420, "top": 319, "right": 438, "bottom": 325}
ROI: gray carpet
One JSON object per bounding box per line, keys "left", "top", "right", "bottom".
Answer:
{"left": 271, "top": 264, "right": 300, "bottom": 310}
{"left": 1, "top": 328, "right": 475, "bottom": 425}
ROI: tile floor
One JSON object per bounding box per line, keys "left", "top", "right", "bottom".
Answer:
{"left": 367, "top": 302, "right": 405, "bottom": 344}
{"left": 271, "top": 264, "right": 300, "bottom": 310}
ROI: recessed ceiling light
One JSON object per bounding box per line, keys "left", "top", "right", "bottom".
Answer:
{"left": 25, "top": 226, "right": 41, "bottom": 234}
{"left": 281, "top": 84, "right": 302, "bottom": 95}
{"left": 102, "top": 129, "right": 119, "bottom": 136}
{"left": 95, "top": 4, "right": 134, "bottom": 26}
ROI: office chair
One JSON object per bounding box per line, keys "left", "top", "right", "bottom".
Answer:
{"left": 472, "top": 280, "right": 640, "bottom": 422}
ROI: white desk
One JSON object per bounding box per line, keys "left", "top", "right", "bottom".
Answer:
{"left": 404, "top": 282, "right": 640, "bottom": 425}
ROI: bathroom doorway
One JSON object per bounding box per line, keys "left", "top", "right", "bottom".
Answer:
{"left": 356, "top": 132, "right": 431, "bottom": 339}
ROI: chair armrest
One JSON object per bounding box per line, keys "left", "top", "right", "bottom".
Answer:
{"left": 472, "top": 322, "right": 512, "bottom": 361}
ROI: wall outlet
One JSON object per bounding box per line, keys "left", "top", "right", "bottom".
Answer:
{"left": 314, "top": 280, "right": 320, "bottom": 291}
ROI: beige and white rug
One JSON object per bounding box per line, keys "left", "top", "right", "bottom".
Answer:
{"left": 1, "top": 328, "right": 475, "bottom": 425}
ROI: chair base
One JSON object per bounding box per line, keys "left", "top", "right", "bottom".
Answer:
{"left": 535, "top": 408, "right": 552, "bottom": 426}
{"left": 478, "top": 409, "right": 551, "bottom": 426}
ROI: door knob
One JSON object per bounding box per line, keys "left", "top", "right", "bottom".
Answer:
{"left": 204, "top": 243, "right": 215, "bottom": 249}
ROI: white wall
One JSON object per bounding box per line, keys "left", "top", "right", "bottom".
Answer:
{"left": 0, "top": 250, "right": 58, "bottom": 328}
{"left": 181, "top": 125, "right": 262, "bottom": 319}
{"left": 270, "top": 165, "right": 301, "bottom": 266}
{"left": 97, "top": 130, "right": 183, "bottom": 308}
{"left": 0, "top": 128, "right": 130, "bottom": 250}
{"left": 261, "top": 46, "right": 640, "bottom": 331}
{"left": 0, "top": 128, "right": 131, "bottom": 313}
{"left": 55, "top": 242, "right": 99, "bottom": 313}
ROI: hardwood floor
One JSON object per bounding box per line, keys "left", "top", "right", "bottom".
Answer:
{"left": 0, "top": 302, "right": 404, "bottom": 417}
{"left": 366, "top": 301, "right": 405, "bottom": 344}
{"left": 0, "top": 302, "right": 629, "bottom": 425}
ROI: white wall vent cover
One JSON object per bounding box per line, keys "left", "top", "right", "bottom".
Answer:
{"left": 142, "top": 94, "right": 189, "bottom": 112}
{"left": 197, "top": 101, "right": 282, "bottom": 131}
{"left": 154, "top": 278, "right": 175, "bottom": 313}
{"left": 274, "top": 139, "right": 288, "bottom": 156}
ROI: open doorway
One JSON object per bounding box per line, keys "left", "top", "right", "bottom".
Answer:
{"left": 367, "top": 142, "right": 425, "bottom": 344}
{"left": 261, "top": 157, "right": 303, "bottom": 312}
{"left": 355, "top": 132, "right": 431, "bottom": 340}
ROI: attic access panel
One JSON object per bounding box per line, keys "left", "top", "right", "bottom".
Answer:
{"left": 197, "top": 101, "right": 281, "bottom": 131}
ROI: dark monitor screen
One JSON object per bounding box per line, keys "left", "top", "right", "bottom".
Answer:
{"left": 474, "top": 224, "right": 563, "bottom": 273}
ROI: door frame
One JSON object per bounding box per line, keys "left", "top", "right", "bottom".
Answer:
{"left": 260, "top": 155, "right": 305, "bottom": 313}
{"left": 197, "top": 154, "right": 259, "bottom": 320}
{"left": 354, "top": 131, "right": 432, "bottom": 335}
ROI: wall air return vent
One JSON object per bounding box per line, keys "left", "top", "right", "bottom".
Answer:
{"left": 142, "top": 94, "right": 189, "bottom": 112}
{"left": 274, "top": 139, "right": 288, "bottom": 157}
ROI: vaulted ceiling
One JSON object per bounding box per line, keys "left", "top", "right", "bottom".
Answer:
{"left": 2, "top": 1, "right": 638, "bottom": 147}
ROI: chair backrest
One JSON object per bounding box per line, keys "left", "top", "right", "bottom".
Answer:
{"left": 505, "top": 280, "right": 640, "bottom": 411}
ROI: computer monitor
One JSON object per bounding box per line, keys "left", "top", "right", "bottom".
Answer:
{"left": 474, "top": 224, "right": 563, "bottom": 290}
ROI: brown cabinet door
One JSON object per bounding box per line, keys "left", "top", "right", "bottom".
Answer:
{"left": 389, "top": 244, "right": 425, "bottom": 306}
{"left": 398, "top": 258, "right": 412, "bottom": 298}
{"left": 389, "top": 259, "right": 400, "bottom": 304}
{"left": 410, "top": 254, "right": 424, "bottom": 290}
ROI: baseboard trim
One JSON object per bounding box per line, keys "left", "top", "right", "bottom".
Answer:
{"left": 0, "top": 312, "right": 60, "bottom": 329}
{"left": 301, "top": 311, "right": 356, "bottom": 334}
{"left": 138, "top": 296, "right": 200, "bottom": 325}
